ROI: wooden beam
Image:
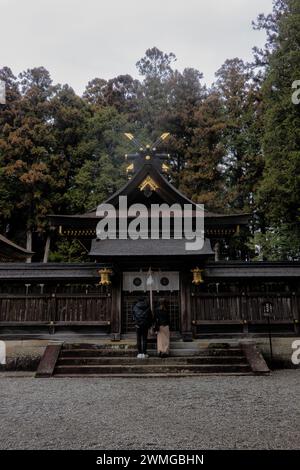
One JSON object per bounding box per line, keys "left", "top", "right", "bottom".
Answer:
{"left": 180, "top": 271, "right": 193, "bottom": 341}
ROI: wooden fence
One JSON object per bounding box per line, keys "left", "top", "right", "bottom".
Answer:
{"left": 0, "top": 294, "right": 112, "bottom": 326}
{"left": 0, "top": 291, "right": 299, "bottom": 335}
{"left": 191, "top": 292, "right": 300, "bottom": 335}
{"left": 191, "top": 293, "right": 299, "bottom": 322}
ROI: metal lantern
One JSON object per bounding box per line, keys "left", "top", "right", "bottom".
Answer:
{"left": 98, "top": 268, "right": 113, "bottom": 286}
{"left": 191, "top": 267, "right": 204, "bottom": 285}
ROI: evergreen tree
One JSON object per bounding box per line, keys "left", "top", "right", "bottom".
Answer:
{"left": 0, "top": 67, "right": 21, "bottom": 223}
{"left": 0, "top": 67, "right": 62, "bottom": 250}
{"left": 135, "top": 47, "right": 176, "bottom": 134}
{"left": 255, "top": 0, "right": 300, "bottom": 259}
{"left": 178, "top": 91, "right": 225, "bottom": 210}
{"left": 83, "top": 75, "right": 139, "bottom": 118}
{"left": 51, "top": 84, "right": 92, "bottom": 191}
{"left": 215, "top": 58, "right": 264, "bottom": 212}
{"left": 65, "top": 106, "right": 127, "bottom": 213}
{"left": 163, "top": 67, "right": 206, "bottom": 180}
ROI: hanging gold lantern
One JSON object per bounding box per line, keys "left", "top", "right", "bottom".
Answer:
{"left": 98, "top": 268, "right": 113, "bottom": 286}
{"left": 191, "top": 267, "right": 204, "bottom": 285}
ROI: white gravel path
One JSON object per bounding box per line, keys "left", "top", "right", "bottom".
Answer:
{"left": 0, "top": 370, "right": 299, "bottom": 450}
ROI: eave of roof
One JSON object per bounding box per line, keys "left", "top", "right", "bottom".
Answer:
{"left": 89, "top": 238, "right": 214, "bottom": 257}
{"left": 0, "top": 261, "right": 299, "bottom": 281}
{"left": 0, "top": 234, "right": 34, "bottom": 257}
{"left": 205, "top": 261, "right": 300, "bottom": 279}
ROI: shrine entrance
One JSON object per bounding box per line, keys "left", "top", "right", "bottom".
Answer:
{"left": 121, "top": 271, "right": 180, "bottom": 334}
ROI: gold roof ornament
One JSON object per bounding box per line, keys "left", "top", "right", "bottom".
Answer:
{"left": 123, "top": 132, "right": 171, "bottom": 175}
{"left": 139, "top": 176, "right": 159, "bottom": 192}
{"left": 124, "top": 133, "right": 134, "bottom": 141}
{"left": 126, "top": 163, "right": 134, "bottom": 173}
{"left": 160, "top": 132, "right": 170, "bottom": 141}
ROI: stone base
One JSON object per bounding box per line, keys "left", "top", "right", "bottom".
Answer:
{"left": 0, "top": 336, "right": 299, "bottom": 371}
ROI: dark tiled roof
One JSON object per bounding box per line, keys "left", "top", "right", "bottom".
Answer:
{"left": 0, "top": 261, "right": 299, "bottom": 281}
{"left": 48, "top": 163, "right": 250, "bottom": 227}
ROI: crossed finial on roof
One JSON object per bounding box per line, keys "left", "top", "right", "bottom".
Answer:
{"left": 124, "top": 132, "right": 171, "bottom": 176}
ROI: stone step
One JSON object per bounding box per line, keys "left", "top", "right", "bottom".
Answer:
{"left": 54, "top": 363, "right": 252, "bottom": 375}
{"left": 62, "top": 343, "right": 136, "bottom": 350}
{"left": 53, "top": 372, "right": 255, "bottom": 378}
{"left": 60, "top": 348, "right": 243, "bottom": 358}
{"left": 36, "top": 342, "right": 270, "bottom": 378}
{"left": 57, "top": 356, "right": 247, "bottom": 366}
{"left": 61, "top": 342, "right": 238, "bottom": 351}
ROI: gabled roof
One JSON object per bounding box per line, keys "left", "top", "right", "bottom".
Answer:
{"left": 101, "top": 162, "right": 200, "bottom": 207}
{"left": 49, "top": 163, "right": 250, "bottom": 229}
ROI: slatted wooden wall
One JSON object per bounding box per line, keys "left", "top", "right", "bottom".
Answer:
{"left": 0, "top": 293, "right": 111, "bottom": 323}
{"left": 191, "top": 293, "right": 299, "bottom": 322}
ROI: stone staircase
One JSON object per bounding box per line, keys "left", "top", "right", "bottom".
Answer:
{"left": 36, "top": 341, "right": 270, "bottom": 377}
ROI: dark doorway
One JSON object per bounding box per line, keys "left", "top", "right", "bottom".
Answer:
{"left": 122, "top": 291, "right": 180, "bottom": 334}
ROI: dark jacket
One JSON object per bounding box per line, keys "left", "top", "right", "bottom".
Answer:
{"left": 132, "top": 299, "right": 152, "bottom": 328}
{"left": 154, "top": 307, "right": 170, "bottom": 329}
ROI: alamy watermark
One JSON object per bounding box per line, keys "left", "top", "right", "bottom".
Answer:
{"left": 96, "top": 196, "right": 205, "bottom": 251}
{"left": 291, "top": 340, "right": 300, "bottom": 365}
{"left": 0, "top": 341, "right": 6, "bottom": 365}
{"left": 291, "top": 80, "right": 300, "bottom": 105}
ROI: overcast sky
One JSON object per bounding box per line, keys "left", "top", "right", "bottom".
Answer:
{"left": 1, "top": 0, "right": 273, "bottom": 94}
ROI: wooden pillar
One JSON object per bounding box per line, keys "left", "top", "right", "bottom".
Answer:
{"left": 241, "top": 292, "right": 249, "bottom": 335}
{"left": 43, "top": 235, "right": 51, "bottom": 263}
{"left": 292, "top": 292, "right": 300, "bottom": 335}
{"left": 26, "top": 230, "right": 32, "bottom": 263}
{"left": 111, "top": 272, "right": 122, "bottom": 341}
{"left": 180, "top": 271, "right": 193, "bottom": 341}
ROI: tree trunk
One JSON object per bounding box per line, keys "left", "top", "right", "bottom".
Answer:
{"left": 43, "top": 235, "right": 51, "bottom": 263}
{"left": 26, "top": 230, "right": 32, "bottom": 263}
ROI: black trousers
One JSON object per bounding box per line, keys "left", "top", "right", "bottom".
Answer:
{"left": 136, "top": 325, "right": 149, "bottom": 354}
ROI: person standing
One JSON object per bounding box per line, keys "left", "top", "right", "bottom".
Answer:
{"left": 132, "top": 296, "right": 152, "bottom": 358}
{"left": 154, "top": 298, "right": 170, "bottom": 358}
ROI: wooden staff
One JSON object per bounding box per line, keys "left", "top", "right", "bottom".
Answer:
{"left": 147, "top": 267, "right": 153, "bottom": 312}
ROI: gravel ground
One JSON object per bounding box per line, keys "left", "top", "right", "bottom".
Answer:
{"left": 0, "top": 370, "right": 299, "bottom": 450}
